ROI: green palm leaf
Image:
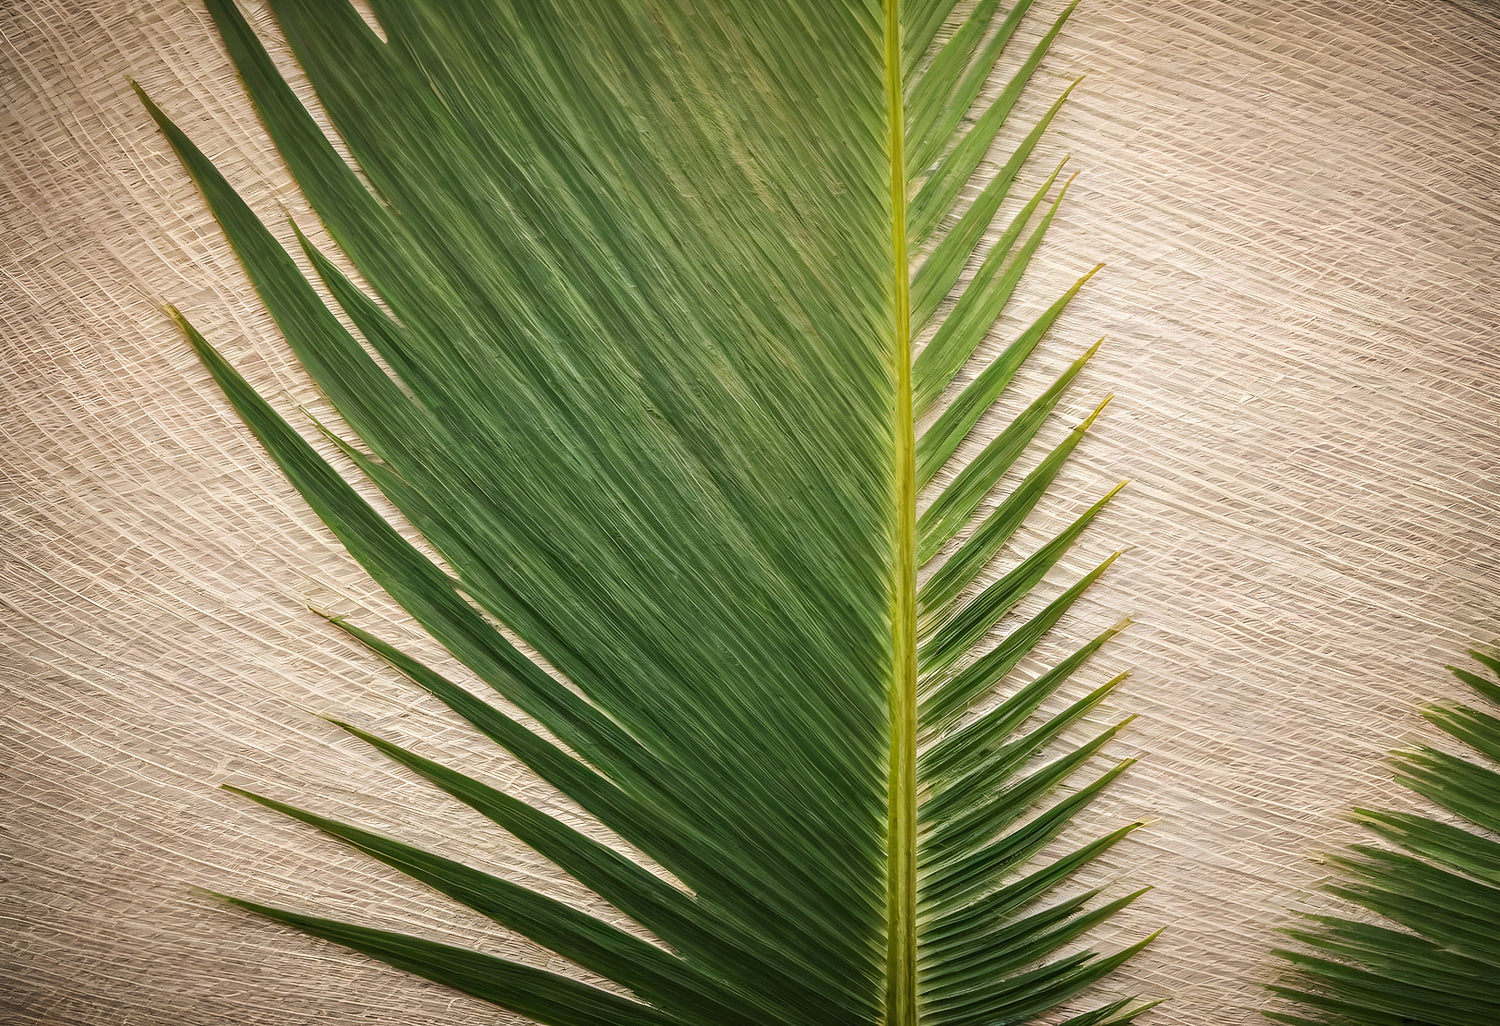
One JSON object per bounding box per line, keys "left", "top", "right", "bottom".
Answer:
{"left": 1269, "top": 649, "right": 1500, "bottom": 1026}
{"left": 137, "top": 1, "right": 1155, "bottom": 1023}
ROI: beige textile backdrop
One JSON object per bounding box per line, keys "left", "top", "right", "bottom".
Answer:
{"left": 2, "top": 1, "right": 1497, "bottom": 1024}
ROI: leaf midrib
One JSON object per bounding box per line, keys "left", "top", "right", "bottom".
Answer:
{"left": 883, "top": 2, "right": 919, "bottom": 1025}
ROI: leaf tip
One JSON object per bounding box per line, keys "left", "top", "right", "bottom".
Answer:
{"left": 306, "top": 601, "right": 347, "bottom": 622}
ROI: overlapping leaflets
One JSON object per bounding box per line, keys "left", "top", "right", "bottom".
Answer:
{"left": 1270, "top": 649, "right": 1500, "bottom": 1026}
{"left": 139, "top": 1, "right": 1156, "bottom": 1023}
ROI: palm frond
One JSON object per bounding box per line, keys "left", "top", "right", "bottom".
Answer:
{"left": 138, "top": 1, "right": 1155, "bottom": 1023}
{"left": 1268, "top": 648, "right": 1500, "bottom": 1026}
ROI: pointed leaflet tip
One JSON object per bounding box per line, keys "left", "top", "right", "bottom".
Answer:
{"left": 220, "top": 782, "right": 264, "bottom": 802}
{"left": 1075, "top": 390, "right": 1112, "bottom": 431}
{"left": 188, "top": 884, "right": 233, "bottom": 904}
{"left": 306, "top": 603, "right": 346, "bottom": 623}
{"left": 319, "top": 714, "right": 377, "bottom": 740}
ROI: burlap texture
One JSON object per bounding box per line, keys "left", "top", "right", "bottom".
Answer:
{"left": 3, "top": 2, "right": 1497, "bottom": 1024}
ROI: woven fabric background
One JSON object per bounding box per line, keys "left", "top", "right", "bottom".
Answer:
{"left": 2, "top": 2, "right": 1496, "bottom": 1024}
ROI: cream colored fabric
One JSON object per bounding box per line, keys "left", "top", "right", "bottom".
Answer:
{"left": 3, "top": 2, "right": 1496, "bottom": 1024}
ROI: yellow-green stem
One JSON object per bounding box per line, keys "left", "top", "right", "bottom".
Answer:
{"left": 883, "top": 2, "right": 918, "bottom": 1025}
